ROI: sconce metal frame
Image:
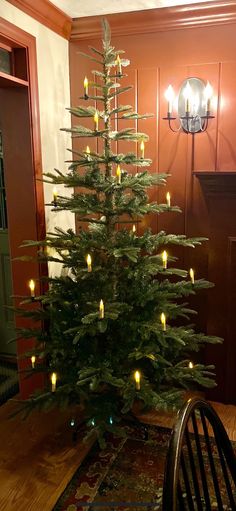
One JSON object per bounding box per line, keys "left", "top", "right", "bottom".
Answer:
{"left": 163, "top": 77, "right": 215, "bottom": 134}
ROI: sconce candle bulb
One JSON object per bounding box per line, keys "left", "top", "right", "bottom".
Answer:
{"left": 31, "top": 355, "right": 36, "bottom": 369}
{"left": 204, "top": 81, "right": 213, "bottom": 114}
{"left": 183, "top": 81, "right": 192, "bottom": 114}
{"left": 164, "top": 84, "right": 175, "bottom": 115}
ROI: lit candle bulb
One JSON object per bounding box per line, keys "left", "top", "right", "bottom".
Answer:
{"left": 164, "top": 85, "right": 175, "bottom": 115}
{"left": 99, "top": 299, "right": 104, "bottom": 319}
{"left": 86, "top": 253, "right": 92, "bottom": 272}
{"left": 51, "top": 372, "right": 57, "bottom": 392}
{"left": 132, "top": 224, "right": 136, "bottom": 234}
{"left": 140, "top": 140, "right": 145, "bottom": 159}
{"left": 83, "top": 76, "right": 88, "bottom": 98}
{"left": 29, "top": 279, "right": 35, "bottom": 299}
{"left": 53, "top": 186, "right": 58, "bottom": 206}
{"left": 160, "top": 312, "right": 166, "bottom": 331}
{"left": 116, "top": 164, "right": 121, "bottom": 184}
{"left": 31, "top": 355, "right": 36, "bottom": 369}
{"left": 166, "top": 192, "right": 171, "bottom": 208}
{"left": 116, "top": 54, "right": 122, "bottom": 75}
{"left": 189, "top": 361, "right": 194, "bottom": 369}
{"left": 85, "top": 145, "right": 91, "bottom": 159}
{"left": 189, "top": 268, "right": 195, "bottom": 285}
{"left": 162, "top": 250, "right": 168, "bottom": 270}
{"left": 183, "top": 81, "right": 192, "bottom": 114}
{"left": 134, "top": 370, "right": 141, "bottom": 390}
{"left": 204, "top": 81, "right": 213, "bottom": 114}
{"left": 94, "top": 111, "right": 99, "bottom": 131}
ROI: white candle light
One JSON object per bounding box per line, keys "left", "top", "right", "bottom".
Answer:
{"left": 166, "top": 192, "right": 171, "bottom": 208}
{"left": 29, "top": 279, "right": 35, "bottom": 298}
{"left": 94, "top": 111, "right": 99, "bottom": 131}
{"left": 85, "top": 145, "right": 91, "bottom": 160}
{"left": 31, "top": 355, "right": 36, "bottom": 369}
{"left": 99, "top": 299, "right": 104, "bottom": 319}
{"left": 53, "top": 187, "right": 58, "bottom": 205}
{"left": 161, "top": 312, "right": 166, "bottom": 331}
{"left": 140, "top": 140, "right": 145, "bottom": 159}
{"left": 84, "top": 76, "right": 88, "bottom": 98}
{"left": 134, "top": 370, "right": 141, "bottom": 390}
{"left": 189, "top": 268, "right": 195, "bottom": 285}
{"left": 51, "top": 372, "right": 57, "bottom": 392}
{"left": 162, "top": 250, "right": 168, "bottom": 270}
{"left": 116, "top": 165, "right": 121, "bottom": 184}
{"left": 86, "top": 254, "right": 92, "bottom": 272}
{"left": 116, "top": 54, "right": 122, "bottom": 75}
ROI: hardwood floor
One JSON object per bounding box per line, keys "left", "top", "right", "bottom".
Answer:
{"left": 0, "top": 397, "right": 235, "bottom": 511}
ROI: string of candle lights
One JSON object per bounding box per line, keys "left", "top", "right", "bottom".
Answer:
{"left": 41, "top": 67, "right": 202, "bottom": 400}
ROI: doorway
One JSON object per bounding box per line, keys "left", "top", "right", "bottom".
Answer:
{"left": 0, "top": 18, "right": 45, "bottom": 400}
{"left": 0, "top": 129, "right": 18, "bottom": 404}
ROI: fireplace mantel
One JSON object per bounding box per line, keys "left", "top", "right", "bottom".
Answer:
{"left": 194, "top": 171, "right": 236, "bottom": 197}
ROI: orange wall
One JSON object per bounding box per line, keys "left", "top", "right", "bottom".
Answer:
{"left": 69, "top": 12, "right": 236, "bottom": 404}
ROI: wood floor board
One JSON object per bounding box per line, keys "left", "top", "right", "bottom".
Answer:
{"left": 0, "top": 397, "right": 235, "bottom": 510}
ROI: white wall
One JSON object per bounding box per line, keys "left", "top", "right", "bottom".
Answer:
{"left": 0, "top": 1, "right": 74, "bottom": 275}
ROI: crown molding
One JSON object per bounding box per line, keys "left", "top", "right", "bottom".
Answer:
{"left": 71, "top": 1, "right": 236, "bottom": 41}
{"left": 6, "top": 0, "right": 72, "bottom": 39}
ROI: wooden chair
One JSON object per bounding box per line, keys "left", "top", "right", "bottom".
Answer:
{"left": 162, "top": 397, "right": 236, "bottom": 510}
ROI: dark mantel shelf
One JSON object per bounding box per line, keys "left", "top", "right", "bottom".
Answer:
{"left": 194, "top": 171, "right": 236, "bottom": 196}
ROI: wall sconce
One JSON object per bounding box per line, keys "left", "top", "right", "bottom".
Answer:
{"left": 163, "top": 77, "right": 214, "bottom": 133}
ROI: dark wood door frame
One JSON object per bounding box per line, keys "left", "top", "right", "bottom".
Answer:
{"left": 0, "top": 17, "right": 46, "bottom": 398}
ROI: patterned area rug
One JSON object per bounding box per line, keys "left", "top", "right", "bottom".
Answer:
{"left": 0, "top": 359, "right": 19, "bottom": 405}
{"left": 53, "top": 423, "right": 236, "bottom": 511}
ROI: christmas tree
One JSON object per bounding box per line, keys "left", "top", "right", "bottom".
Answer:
{"left": 15, "top": 20, "right": 221, "bottom": 442}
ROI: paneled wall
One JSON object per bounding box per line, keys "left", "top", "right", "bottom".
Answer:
{"left": 69, "top": 10, "right": 236, "bottom": 404}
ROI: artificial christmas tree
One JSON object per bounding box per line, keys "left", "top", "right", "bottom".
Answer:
{"left": 15, "top": 20, "right": 221, "bottom": 442}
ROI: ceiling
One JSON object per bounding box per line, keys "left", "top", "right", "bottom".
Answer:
{"left": 50, "top": 0, "right": 213, "bottom": 18}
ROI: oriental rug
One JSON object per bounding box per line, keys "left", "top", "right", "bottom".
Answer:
{"left": 54, "top": 422, "right": 236, "bottom": 511}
